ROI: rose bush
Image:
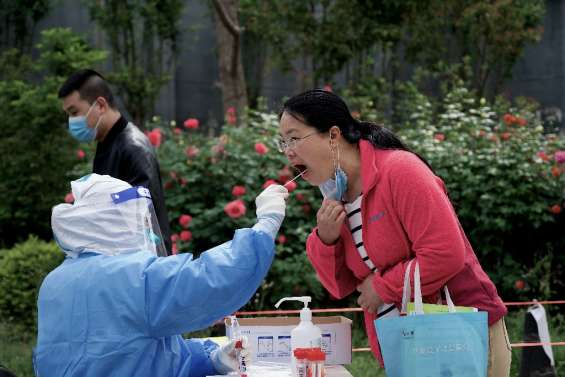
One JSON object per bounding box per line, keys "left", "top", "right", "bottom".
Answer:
{"left": 145, "top": 82, "right": 564, "bottom": 308}
{"left": 151, "top": 113, "right": 326, "bottom": 309}
{"left": 394, "top": 83, "right": 565, "bottom": 301}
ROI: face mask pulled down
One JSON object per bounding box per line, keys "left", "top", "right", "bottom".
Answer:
{"left": 318, "top": 137, "right": 348, "bottom": 201}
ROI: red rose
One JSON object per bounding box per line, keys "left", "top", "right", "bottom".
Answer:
{"left": 503, "top": 114, "right": 516, "bottom": 125}
{"left": 302, "top": 203, "right": 311, "bottom": 214}
{"left": 224, "top": 199, "right": 247, "bottom": 219}
{"left": 77, "top": 149, "right": 85, "bottom": 159}
{"left": 295, "top": 193, "right": 305, "bottom": 202}
{"left": 551, "top": 166, "right": 561, "bottom": 177}
{"left": 164, "top": 181, "right": 174, "bottom": 190}
{"left": 179, "top": 214, "right": 192, "bottom": 228}
{"left": 514, "top": 279, "right": 525, "bottom": 290}
{"left": 285, "top": 180, "right": 297, "bottom": 192}
{"left": 537, "top": 151, "right": 550, "bottom": 162}
{"left": 171, "top": 233, "right": 179, "bottom": 242}
{"left": 64, "top": 192, "right": 74, "bottom": 203}
{"left": 184, "top": 118, "right": 199, "bottom": 129}
{"left": 278, "top": 165, "right": 292, "bottom": 183}
{"left": 501, "top": 132, "right": 511, "bottom": 141}
{"left": 550, "top": 204, "right": 562, "bottom": 214}
{"left": 226, "top": 107, "right": 237, "bottom": 125}
{"left": 227, "top": 114, "right": 237, "bottom": 125}
{"left": 185, "top": 146, "right": 200, "bottom": 158}
{"left": 262, "top": 179, "right": 277, "bottom": 189}
{"left": 516, "top": 117, "right": 527, "bottom": 126}
{"left": 179, "top": 178, "right": 187, "bottom": 187}
{"left": 147, "top": 129, "right": 162, "bottom": 147}
{"left": 174, "top": 128, "right": 182, "bottom": 135}
{"left": 434, "top": 133, "right": 445, "bottom": 141}
{"left": 255, "top": 143, "right": 269, "bottom": 155}
{"left": 180, "top": 230, "right": 192, "bottom": 242}
{"left": 232, "top": 185, "right": 246, "bottom": 197}
{"left": 172, "top": 243, "right": 178, "bottom": 255}
{"left": 277, "top": 234, "right": 287, "bottom": 244}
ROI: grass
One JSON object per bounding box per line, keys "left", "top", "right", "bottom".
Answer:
{"left": 1, "top": 310, "right": 563, "bottom": 377}
{"left": 0, "top": 324, "right": 34, "bottom": 377}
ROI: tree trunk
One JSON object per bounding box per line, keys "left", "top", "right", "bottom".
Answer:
{"left": 212, "top": 0, "right": 248, "bottom": 126}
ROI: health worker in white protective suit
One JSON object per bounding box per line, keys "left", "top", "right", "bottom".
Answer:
{"left": 33, "top": 173, "right": 288, "bottom": 377}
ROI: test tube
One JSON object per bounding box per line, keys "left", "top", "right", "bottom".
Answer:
{"left": 307, "top": 348, "right": 325, "bottom": 377}
{"left": 235, "top": 339, "right": 247, "bottom": 377}
{"left": 293, "top": 348, "right": 308, "bottom": 377}
{"left": 228, "top": 316, "right": 248, "bottom": 377}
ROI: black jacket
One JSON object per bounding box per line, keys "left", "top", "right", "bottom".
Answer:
{"left": 93, "top": 116, "right": 171, "bottom": 254}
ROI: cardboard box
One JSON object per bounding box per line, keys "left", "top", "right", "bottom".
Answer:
{"left": 225, "top": 316, "right": 352, "bottom": 365}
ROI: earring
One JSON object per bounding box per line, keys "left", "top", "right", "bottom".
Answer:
{"left": 329, "top": 137, "right": 340, "bottom": 172}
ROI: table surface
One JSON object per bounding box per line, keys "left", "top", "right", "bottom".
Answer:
{"left": 206, "top": 362, "right": 353, "bottom": 377}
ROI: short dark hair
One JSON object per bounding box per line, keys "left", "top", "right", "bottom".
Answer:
{"left": 58, "top": 69, "right": 116, "bottom": 108}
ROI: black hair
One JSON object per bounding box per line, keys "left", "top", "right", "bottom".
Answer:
{"left": 58, "top": 69, "right": 116, "bottom": 108}
{"left": 281, "top": 89, "right": 434, "bottom": 171}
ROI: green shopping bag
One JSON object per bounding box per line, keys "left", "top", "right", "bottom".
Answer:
{"left": 375, "top": 261, "right": 488, "bottom": 377}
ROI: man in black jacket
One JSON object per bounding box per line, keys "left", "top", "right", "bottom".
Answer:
{"left": 58, "top": 69, "right": 172, "bottom": 253}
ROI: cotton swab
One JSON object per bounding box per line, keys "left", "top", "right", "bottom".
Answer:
{"left": 284, "top": 169, "right": 308, "bottom": 188}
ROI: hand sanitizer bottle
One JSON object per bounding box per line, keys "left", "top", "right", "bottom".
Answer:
{"left": 275, "top": 296, "right": 322, "bottom": 377}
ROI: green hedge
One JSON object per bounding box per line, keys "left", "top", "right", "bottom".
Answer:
{"left": 0, "top": 236, "right": 63, "bottom": 330}
{"left": 0, "top": 28, "right": 106, "bottom": 248}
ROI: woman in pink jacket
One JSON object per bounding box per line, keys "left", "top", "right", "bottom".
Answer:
{"left": 278, "top": 89, "right": 511, "bottom": 376}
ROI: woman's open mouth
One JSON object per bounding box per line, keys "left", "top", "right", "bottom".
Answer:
{"left": 292, "top": 164, "right": 308, "bottom": 174}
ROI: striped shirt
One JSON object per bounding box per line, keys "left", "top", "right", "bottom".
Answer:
{"left": 344, "top": 195, "right": 399, "bottom": 319}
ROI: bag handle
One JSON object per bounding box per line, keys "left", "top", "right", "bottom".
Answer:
{"left": 402, "top": 260, "right": 457, "bottom": 315}
{"left": 401, "top": 260, "right": 415, "bottom": 314}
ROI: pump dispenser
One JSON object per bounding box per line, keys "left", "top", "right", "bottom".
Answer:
{"left": 275, "top": 296, "right": 322, "bottom": 376}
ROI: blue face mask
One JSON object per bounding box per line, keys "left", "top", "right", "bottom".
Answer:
{"left": 68, "top": 102, "right": 101, "bottom": 143}
{"left": 319, "top": 167, "right": 348, "bottom": 201}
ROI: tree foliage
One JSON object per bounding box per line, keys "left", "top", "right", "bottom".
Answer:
{"left": 0, "top": 0, "right": 50, "bottom": 54}
{"left": 87, "top": 0, "right": 184, "bottom": 125}
{"left": 239, "top": 0, "right": 545, "bottom": 100}
{"left": 0, "top": 28, "right": 106, "bottom": 248}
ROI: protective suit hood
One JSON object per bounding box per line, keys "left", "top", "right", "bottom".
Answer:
{"left": 52, "top": 174, "right": 166, "bottom": 258}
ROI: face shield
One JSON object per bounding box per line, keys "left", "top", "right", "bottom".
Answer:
{"left": 110, "top": 186, "right": 167, "bottom": 257}
{"left": 52, "top": 174, "right": 167, "bottom": 258}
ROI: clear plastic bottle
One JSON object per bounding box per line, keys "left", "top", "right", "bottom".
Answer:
{"left": 275, "top": 296, "right": 322, "bottom": 377}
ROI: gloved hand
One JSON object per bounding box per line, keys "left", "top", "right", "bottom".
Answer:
{"left": 255, "top": 184, "right": 288, "bottom": 218}
{"left": 253, "top": 184, "right": 289, "bottom": 239}
{"left": 210, "top": 337, "right": 250, "bottom": 375}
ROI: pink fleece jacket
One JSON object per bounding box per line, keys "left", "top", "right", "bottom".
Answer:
{"left": 306, "top": 140, "right": 507, "bottom": 365}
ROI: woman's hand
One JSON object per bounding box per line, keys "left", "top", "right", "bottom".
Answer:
{"left": 316, "top": 199, "right": 346, "bottom": 245}
{"left": 356, "top": 274, "right": 384, "bottom": 313}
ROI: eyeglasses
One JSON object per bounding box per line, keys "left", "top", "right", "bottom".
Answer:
{"left": 277, "top": 132, "right": 319, "bottom": 152}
